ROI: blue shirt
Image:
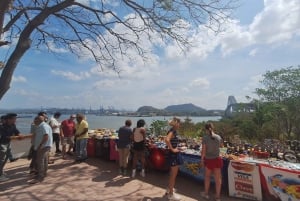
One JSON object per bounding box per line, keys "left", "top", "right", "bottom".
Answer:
{"left": 117, "top": 126, "right": 132, "bottom": 148}
{"left": 34, "top": 122, "right": 53, "bottom": 150}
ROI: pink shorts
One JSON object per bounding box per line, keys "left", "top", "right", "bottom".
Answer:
{"left": 204, "top": 157, "right": 223, "bottom": 170}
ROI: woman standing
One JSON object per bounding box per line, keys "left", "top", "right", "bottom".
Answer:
{"left": 131, "top": 119, "right": 146, "bottom": 178}
{"left": 200, "top": 122, "right": 223, "bottom": 201}
{"left": 165, "top": 117, "right": 182, "bottom": 201}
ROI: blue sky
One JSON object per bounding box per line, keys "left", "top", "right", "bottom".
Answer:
{"left": 1, "top": 0, "right": 300, "bottom": 111}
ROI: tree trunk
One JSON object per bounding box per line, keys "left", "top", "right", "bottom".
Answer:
{"left": 0, "top": 0, "right": 75, "bottom": 101}
{"left": 0, "top": 38, "right": 31, "bottom": 99}
{"left": 0, "top": 0, "right": 12, "bottom": 34}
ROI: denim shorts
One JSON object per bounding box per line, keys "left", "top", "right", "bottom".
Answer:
{"left": 168, "top": 153, "right": 182, "bottom": 167}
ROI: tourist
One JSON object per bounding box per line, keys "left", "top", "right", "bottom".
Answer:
{"left": 117, "top": 119, "right": 132, "bottom": 175}
{"left": 0, "top": 113, "right": 25, "bottom": 182}
{"left": 49, "top": 112, "right": 62, "bottom": 154}
{"left": 60, "top": 114, "right": 76, "bottom": 159}
{"left": 74, "top": 113, "right": 89, "bottom": 162}
{"left": 200, "top": 122, "right": 223, "bottom": 201}
{"left": 37, "top": 111, "right": 55, "bottom": 164}
{"left": 131, "top": 119, "right": 146, "bottom": 178}
{"left": 28, "top": 115, "right": 53, "bottom": 184}
{"left": 28, "top": 116, "right": 40, "bottom": 174}
{"left": 0, "top": 115, "right": 18, "bottom": 163}
{"left": 165, "top": 117, "right": 182, "bottom": 201}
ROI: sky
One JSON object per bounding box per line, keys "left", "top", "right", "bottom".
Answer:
{"left": 1, "top": 0, "right": 300, "bottom": 111}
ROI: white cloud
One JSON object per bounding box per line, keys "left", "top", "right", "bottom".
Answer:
{"left": 250, "top": 0, "right": 300, "bottom": 44}
{"left": 51, "top": 70, "right": 90, "bottom": 81}
{"left": 219, "top": 0, "right": 300, "bottom": 55}
{"left": 46, "top": 41, "right": 68, "bottom": 53}
{"left": 243, "top": 74, "right": 263, "bottom": 92}
{"left": 189, "top": 77, "right": 210, "bottom": 89}
{"left": 12, "top": 76, "right": 27, "bottom": 83}
{"left": 249, "top": 48, "right": 258, "bottom": 56}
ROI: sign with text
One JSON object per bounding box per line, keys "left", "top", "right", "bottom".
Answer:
{"left": 228, "top": 160, "right": 262, "bottom": 201}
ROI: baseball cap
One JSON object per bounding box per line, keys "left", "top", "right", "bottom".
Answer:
{"left": 5, "top": 113, "right": 18, "bottom": 119}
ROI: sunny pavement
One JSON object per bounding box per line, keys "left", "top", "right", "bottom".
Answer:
{"left": 0, "top": 155, "right": 250, "bottom": 201}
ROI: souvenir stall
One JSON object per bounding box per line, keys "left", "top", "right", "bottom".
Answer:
{"left": 228, "top": 156, "right": 300, "bottom": 201}
{"left": 87, "top": 130, "right": 300, "bottom": 201}
{"left": 88, "top": 129, "right": 118, "bottom": 160}
{"left": 259, "top": 161, "right": 300, "bottom": 201}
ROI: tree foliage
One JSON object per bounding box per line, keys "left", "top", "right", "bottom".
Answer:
{"left": 0, "top": 0, "right": 237, "bottom": 101}
{"left": 255, "top": 66, "right": 300, "bottom": 139}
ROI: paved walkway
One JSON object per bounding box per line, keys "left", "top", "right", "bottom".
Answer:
{"left": 0, "top": 155, "right": 249, "bottom": 201}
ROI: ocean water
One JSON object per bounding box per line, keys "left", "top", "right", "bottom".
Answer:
{"left": 15, "top": 114, "right": 221, "bottom": 134}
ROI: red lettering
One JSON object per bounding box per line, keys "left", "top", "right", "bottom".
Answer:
{"left": 235, "top": 181, "right": 254, "bottom": 194}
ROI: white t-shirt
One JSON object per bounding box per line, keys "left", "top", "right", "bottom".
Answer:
{"left": 49, "top": 117, "right": 61, "bottom": 133}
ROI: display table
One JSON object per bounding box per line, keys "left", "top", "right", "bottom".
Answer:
{"left": 179, "top": 152, "right": 230, "bottom": 190}
{"left": 259, "top": 161, "right": 300, "bottom": 201}
{"left": 93, "top": 137, "right": 117, "bottom": 160}
{"left": 228, "top": 158, "right": 300, "bottom": 201}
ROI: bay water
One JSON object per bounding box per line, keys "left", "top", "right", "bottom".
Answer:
{"left": 16, "top": 114, "right": 221, "bottom": 134}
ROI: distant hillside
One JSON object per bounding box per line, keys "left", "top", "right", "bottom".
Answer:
{"left": 165, "top": 103, "right": 205, "bottom": 113}
{"left": 164, "top": 103, "right": 211, "bottom": 116}
{"left": 136, "top": 103, "right": 223, "bottom": 116}
{"left": 136, "top": 106, "right": 167, "bottom": 115}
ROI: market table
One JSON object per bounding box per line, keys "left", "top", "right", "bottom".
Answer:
{"left": 228, "top": 158, "right": 300, "bottom": 201}
{"left": 259, "top": 160, "right": 300, "bottom": 201}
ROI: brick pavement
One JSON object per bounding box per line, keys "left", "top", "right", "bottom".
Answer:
{"left": 0, "top": 155, "right": 250, "bottom": 201}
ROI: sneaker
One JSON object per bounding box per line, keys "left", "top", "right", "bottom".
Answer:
{"left": 200, "top": 192, "right": 210, "bottom": 200}
{"left": 167, "top": 193, "right": 181, "bottom": 201}
{"left": 27, "top": 178, "right": 41, "bottom": 184}
{"left": 0, "top": 175, "right": 9, "bottom": 182}
{"left": 132, "top": 170, "right": 136, "bottom": 178}
{"left": 165, "top": 188, "right": 176, "bottom": 195}
{"left": 140, "top": 170, "right": 145, "bottom": 177}
{"left": 10, "top": 158, "right": 19, "bottom": 162}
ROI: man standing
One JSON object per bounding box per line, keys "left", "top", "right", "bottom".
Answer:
{"left": 74, "top": 114, "right": 89, "bottom": 162}
{"left": 0, "top": 115, "right": 18, "bottom": 163}
{"left": 49, "top": 112, "right": 61, "bottom": 154}
{"left": 60, "top": 114, "right": 76, "bottom": 159}
{"left": 117, "top": 119, "right": 132, "bottom": 175}
{"left": 0, "top": 113, "right": 24, "bottom": 182}
{"left": 28, "top": 115, "right": 53, "bottom": 184}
